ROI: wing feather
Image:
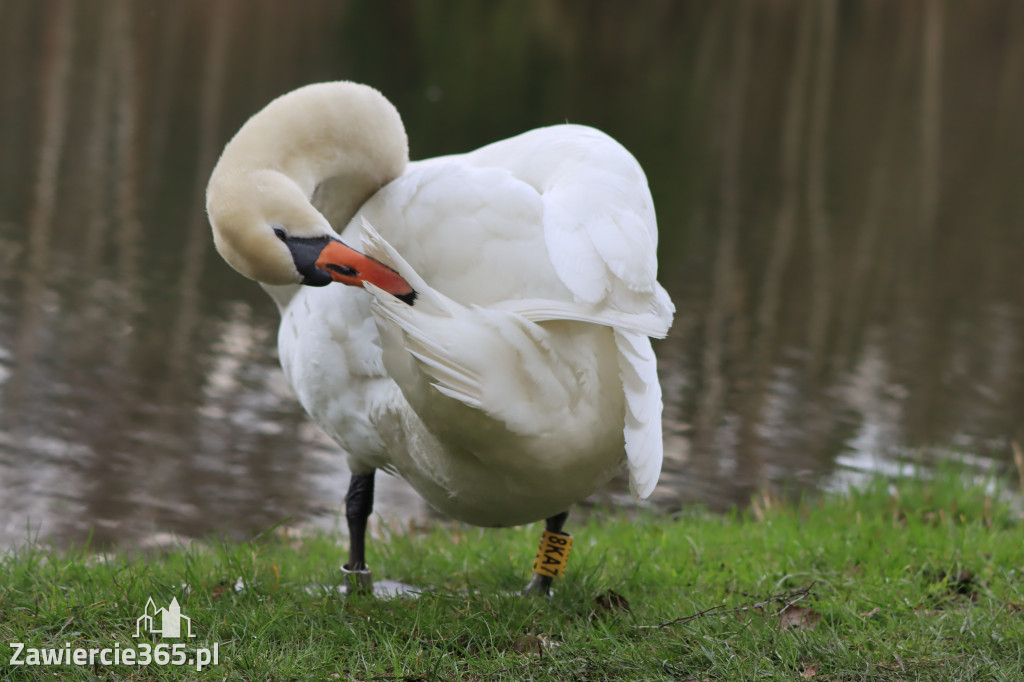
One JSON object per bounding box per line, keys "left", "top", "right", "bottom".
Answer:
{"left": 468, "top": 125, "right": 670, "bottom": 325}
{"left": 361, "top": 127, "right": 673, "bottom": 499}
{"left": 615, "top": 330, "right": 664, "bottom": 499}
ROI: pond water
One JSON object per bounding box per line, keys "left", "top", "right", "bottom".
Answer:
{"left": 1, "top": 0, "right": 1022, "bottom": 549}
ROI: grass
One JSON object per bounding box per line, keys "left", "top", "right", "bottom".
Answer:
{"left": 1, "top": 469, "right": 1022, "bottom": 681}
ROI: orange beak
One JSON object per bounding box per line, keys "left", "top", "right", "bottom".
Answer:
{"left": 315, "top": 240, "right": 417, "bottom": 304}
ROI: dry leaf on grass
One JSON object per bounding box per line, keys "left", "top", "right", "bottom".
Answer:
{"left": 511, "top": 635, "right": 558, "bottom": 655}
{"left": 778, "top": 605, "right": 821, "bottom": 632}
{"left": 511, "top": 635, "right": 543, "bottom": 655}
{"left": 801, "top": 663, "right": 818, "bottom": 678}
{"left": 592, "top": 589, "right": 631, "bottom": 618}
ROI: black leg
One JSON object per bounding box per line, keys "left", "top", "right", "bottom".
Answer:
{"left": 545, "top": 510, "right": 570, "bottom": 534}
{"left": 522, "top": 510, "right": 570, "bottom": 596}
{"left": 342, "top": 471, "right": 375, "bottom": 593}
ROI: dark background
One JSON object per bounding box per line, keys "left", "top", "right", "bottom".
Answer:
{"left": 1, "top": 0, "right": 1022, "bottom": 548}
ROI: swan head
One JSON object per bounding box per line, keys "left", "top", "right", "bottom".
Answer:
{"left": 209, "top": 169, "right": 415, "bottom": 302}
{"left": 206, "top": 81, "right": 415, "bottom": 303}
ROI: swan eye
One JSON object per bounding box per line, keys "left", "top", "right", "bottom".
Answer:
{"left": 273, "top": 227, "right": 287, "bottom": 241}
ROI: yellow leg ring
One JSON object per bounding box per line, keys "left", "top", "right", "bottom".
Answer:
{"left": 531, "top": 529, "right": 573, "bottom": 578}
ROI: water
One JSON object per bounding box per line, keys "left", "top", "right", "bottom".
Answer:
{"left": 1, "top": 0, "right": 1022, "bottom": 549}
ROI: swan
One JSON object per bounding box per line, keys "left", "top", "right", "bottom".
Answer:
{"left": 206, "top": 81, "right": 674, "bottom": 594}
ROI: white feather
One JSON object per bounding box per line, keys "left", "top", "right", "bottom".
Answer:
{"left": 615, "top": 331, "right": 664, "bottom": 499}
{"left": 207, "top": 82, "right": 674, "bottom": 527}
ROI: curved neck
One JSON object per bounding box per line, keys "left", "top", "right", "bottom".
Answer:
{"left": 211, "top": 82, "right": 409, "bottom": 232}
{"left": 206, "top": 83, "right": 409, "bottom": 288}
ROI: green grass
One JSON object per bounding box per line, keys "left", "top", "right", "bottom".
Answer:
{"left": 1, "top": 470, "right": 1022, "bottom": 681}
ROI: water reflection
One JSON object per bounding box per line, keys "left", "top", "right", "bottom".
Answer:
{"left": 0, "top": 0, "right": 1022, "bottom": 548}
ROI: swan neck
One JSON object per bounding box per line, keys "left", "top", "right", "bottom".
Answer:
{"left": 217, "top": 82, "right": 409, "bottom": 229}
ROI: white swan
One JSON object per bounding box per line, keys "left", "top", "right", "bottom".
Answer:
{"left": 206, "top": 81, "right": 674, "bottom": 593}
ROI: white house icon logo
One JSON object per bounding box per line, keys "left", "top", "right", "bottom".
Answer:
{"left": 133, "top": 597, "right": 195, "bottom": 638}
